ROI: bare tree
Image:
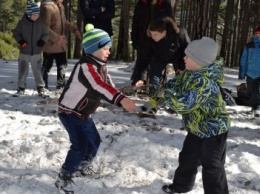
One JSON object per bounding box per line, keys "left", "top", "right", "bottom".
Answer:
{"left": 116, "top": 0, "right": 131, "bottom": 61}
{"left": 74, "top": 1, "right": 83, "bottom": 58}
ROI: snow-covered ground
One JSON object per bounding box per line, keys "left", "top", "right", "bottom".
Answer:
{"left": 0, "top": 59, "right": 259, "bottom": 194}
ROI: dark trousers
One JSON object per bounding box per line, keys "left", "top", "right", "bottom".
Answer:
{"left": 131, "top": 38, "right": 151, "bottom": 85}
{"left": 149, "top": 58, "right": 167, "bottom": 94}
{"left": 172, "top": 132, "right": 229, "bottom": 194}
{"left": 42, "top": 52, "right": 67, "bottom": 89}
{"left": 58, "top": 113, "right": 101, "bottom": 174}
{"left": 246, "top": 76, "right": 260, "bottom": 110}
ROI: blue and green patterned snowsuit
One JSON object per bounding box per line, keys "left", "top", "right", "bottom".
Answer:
{"left": 156, "top": 58, "right": 230, "bottom": 194}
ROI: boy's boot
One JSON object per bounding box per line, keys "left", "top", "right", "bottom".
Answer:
{"left": 13, "top": 87, "right": 25, "bottom": 97}
{"left": 37, "top": 87, "right": 48, "bottom": 98}
{"left": 254, "top": 107, "right": 260, "bottom": 125}
{"left": 55, "top": 172, "right": 75, "bottom": 194}
{"left": 162, "top": 184, "right": 176, "bottom": 194}
{"left": 254, "top": 106, "right": 260, "bottom": 117}
{"left": 73, "top": 161, "right": 100, "bottom": 179}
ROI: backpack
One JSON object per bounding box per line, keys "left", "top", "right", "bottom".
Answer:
{"left": 220, "top": 87, "right": 237, "bottom": 106}
{"left": 236, "top": 83, "right": 251, "bottom": 106}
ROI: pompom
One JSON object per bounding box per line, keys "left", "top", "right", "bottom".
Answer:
{"left": 85, "top": 24, "right": 94, "bottom": 32}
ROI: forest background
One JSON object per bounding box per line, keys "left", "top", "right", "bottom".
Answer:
{"left": 0, "top": 0, "right": 260, "bottom": 68}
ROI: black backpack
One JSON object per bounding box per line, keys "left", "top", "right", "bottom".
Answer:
{"left": 220, "top": 87, "right": 237, "bottom": 106}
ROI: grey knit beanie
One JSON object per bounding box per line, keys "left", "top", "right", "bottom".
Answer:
{"left": 185, "top": 37, "right": 218, "bottom": 67}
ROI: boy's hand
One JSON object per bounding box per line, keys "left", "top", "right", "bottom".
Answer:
{"left": 37, "top": 39, "right": 45, "bottom": 47}
{"left": 19, "top": 39, "right": 28, "bottom": 48}
{"left": 120, "top": 97, "right": 136, "bottom": 112}
{"left": 58, "top": 35, "right": 67, "bottom": 47}
{"left": 74, "top": 29, "right": 81, "bottom": 40}
{"left": 135, "top": 80, "right": 144, "bottom": 87}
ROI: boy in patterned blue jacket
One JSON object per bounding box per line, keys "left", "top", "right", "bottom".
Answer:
{"left": 240, "top": 26, "right": 260, "bottom": 117}
{"left": 143, "top": 37, "right": 230, "bottom": 194}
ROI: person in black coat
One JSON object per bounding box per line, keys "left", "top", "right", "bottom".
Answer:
{"left": 134, "top": 17, "right": 190, "bottom": 94}
{"left": 79, "top": 0, "right": 115, "bottom": 36}
{"left": 131, "top": 0, "right": 173, "bottom": 85}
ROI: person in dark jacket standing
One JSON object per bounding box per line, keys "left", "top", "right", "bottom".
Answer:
{"left": 40, "top": 0, "right": 81, "bottom": 90}
{"left": 240, "top": 26, "right": 260, "bottom": 118}
{"left": 79, "top": 0, "right": 115, "bottom": 37}
{"left": 13, "top": 0, "right": 49, "bottom": 97}
{"left": 54, "top": 24, "right": 136, "bottom": 194}
{"left": 131, "top": 0, "right": 173, "bottom": 86}
{"left": 134, "top": 17, "right": 190, "bottom": 94}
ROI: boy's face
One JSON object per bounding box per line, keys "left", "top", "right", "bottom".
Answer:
{"left": 92, "top": 46, "right": 111, "bottom": 61}
{"left": 30, "top": 14, "right": 40, "bottom": 21}
{"left": 150, "top": 30, "right": 166, "bottom": 42}
{"left": 254, "top": 32, "right": 260, "bottom": 38}
{"left": 184, "top": 55, "right": 201, "bottom": 71}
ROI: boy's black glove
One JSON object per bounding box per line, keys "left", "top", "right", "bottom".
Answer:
{"left": 37, "top": 39, "right": 45, "bottom": 47}
{"left": 18, "top": 39, "right": 28, "bottom": 48}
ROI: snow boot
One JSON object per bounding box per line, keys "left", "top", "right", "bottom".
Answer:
{"left": 253, "top": 108, "right": 260, "bottom": 125}
{"left": 73, "top": 161, "right": 100, "bottom": 179}
{"left": 55, "top": 173, "right": 75, "bottom": 194}
{"left": 254, "top": 108, "right": 260, "bottom": 117}
{"left": 162, "top": 184, "right": 177, "bottom": 194}
{"left": 37, "top": 87, "right": 49, "bottom": 98}
{"left": 13, "top": 87, "right": 25, "bottom": 97}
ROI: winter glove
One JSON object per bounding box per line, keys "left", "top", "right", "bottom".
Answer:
{"left": 141, "top": 98, "right": 159, "bottom": 113}
{"left": 19, "top": 39, "right": 28, "bottom": 48}
{"left": 141, "top": 86, "right": 165, "bottom": 113}
{"left": 37, "top": 39, "right": 45, "bottom": 47}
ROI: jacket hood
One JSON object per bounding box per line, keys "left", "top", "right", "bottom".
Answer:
{"left": 187, "top": 57, "right": 224, "bottom": 86}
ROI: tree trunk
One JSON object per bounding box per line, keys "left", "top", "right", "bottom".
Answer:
{"left": 193, "top": 0, "right": 210, "bottom": 39}
{"left": 63, "top": 0, "right": 72, "bottom": 59}
{"left": 210, "top": 0, "right": 221, "bottom": 39}
{"left": 220, "top": 0, "right": 234, "bottom": 65}
{"left": 73, "top": 1, "right": 83, "bottom": 58}
{"left": 115, "top": 0, "right": 130, "bottom": 61}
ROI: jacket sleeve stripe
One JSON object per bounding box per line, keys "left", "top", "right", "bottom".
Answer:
{"left": 83, "top": 63, "right": 121, "bottom": 103}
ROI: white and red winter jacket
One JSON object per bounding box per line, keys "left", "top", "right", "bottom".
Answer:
{"left": 58, "top": 54, "right": 125, "bottom": 120}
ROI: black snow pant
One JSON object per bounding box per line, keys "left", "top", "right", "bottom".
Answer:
{"left": 171, "top": 132, "right": 229, "bottom": 194}
{"left": 42, "top": 52, "right": 67, "bottom": 89}
{"left": 246, "top": 76, "right": 260, "bottom": 110}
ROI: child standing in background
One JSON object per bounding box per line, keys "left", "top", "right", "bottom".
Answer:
{"left": 13, "top": 0, "right": 49, "bottom": 97}
{"left": 55, "top": 24, "right": 136, "bottom": 194}
{"left": 240, "top": 26, "right": 260, "bottom": 118}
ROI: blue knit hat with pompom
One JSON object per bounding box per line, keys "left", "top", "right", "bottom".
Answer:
{"left": 82, "top": 24, "right": 112, "bottom": 54}
{"left": 26, "top": 0, "right": 40, "bottom": 18}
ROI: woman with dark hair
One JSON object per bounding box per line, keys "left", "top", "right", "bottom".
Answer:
{"left": 134, "top": 16, "right": 190, "bottom": 95}
{"left": 131, "top": 0, "right": 173, "bottom": 86}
